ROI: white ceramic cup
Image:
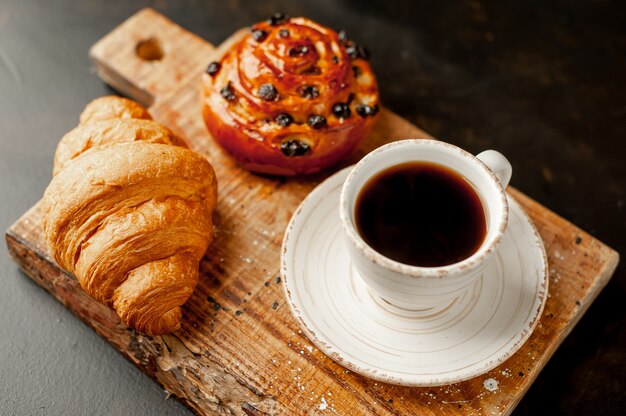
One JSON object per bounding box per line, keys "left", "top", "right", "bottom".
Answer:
{"left": 339, "top": 139, "right": 512, "bottom": 310}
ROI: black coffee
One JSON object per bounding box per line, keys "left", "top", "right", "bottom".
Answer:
{"left": 354, "top": 161, "right": 486, "bottom": 267}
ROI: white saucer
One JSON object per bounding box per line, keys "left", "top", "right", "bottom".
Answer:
{"left": 281, "top": 167, "right": 548, "bottom": 386}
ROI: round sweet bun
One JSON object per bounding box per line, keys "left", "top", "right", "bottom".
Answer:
{"left": 202, "top": 14, "right": 380, "bottom": 176}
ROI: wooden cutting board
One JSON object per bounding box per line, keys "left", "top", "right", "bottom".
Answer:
{"left": 5, "top": 8, "right": 619, "bottom": 416}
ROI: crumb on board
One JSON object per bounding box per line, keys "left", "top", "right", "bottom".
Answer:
{"left": 483, "top": 378, "right": 499, "bottom": 392}
{"left": 319, "top": 397, "right": 328, "bottom": 410}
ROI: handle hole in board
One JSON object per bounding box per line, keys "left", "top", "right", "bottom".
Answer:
{"left": 135, "top": 37, "right": 163, "bottom": 61}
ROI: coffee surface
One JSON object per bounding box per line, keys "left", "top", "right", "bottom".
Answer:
{"left": 355, "top": 161, "right": 486, "bottom": 267}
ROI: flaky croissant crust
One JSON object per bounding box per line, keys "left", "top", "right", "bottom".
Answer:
{"left": 202, "top": 16, "right": 379, "bottom": 175}
{"left": 42, "top": 96, "right": 217, "bottom": 335}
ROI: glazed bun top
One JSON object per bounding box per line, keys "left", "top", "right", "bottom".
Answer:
{"left": 202, "top": 14, "right": 379, "bottom": 175}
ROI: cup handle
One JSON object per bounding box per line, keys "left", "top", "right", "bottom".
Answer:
{"left": 476, "top": 150, "right": 512, "bottom": 188}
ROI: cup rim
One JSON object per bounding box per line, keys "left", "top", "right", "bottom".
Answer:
{"left": 339, "top": 139, "right": 509, "bottom": 279}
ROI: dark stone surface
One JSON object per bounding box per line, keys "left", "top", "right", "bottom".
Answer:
{"left": 0, "top": 0, "right": 623, "bottom": 414}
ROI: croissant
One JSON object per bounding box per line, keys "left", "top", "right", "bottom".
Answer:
{"left": 202, "top": 14, "right": 380, "bottom": 175}
{"left": 42, "top": 96, "right": 218, "bottom": 335}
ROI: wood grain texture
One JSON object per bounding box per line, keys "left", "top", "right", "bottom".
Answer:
{"left": 5, "top": 8, "right": 619, "bottom": 416}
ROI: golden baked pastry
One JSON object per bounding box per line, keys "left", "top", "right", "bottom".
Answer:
{"left": 79, "top": 96, "right": 151, "bottom": 124}
{"left": 42, "top": 96, "right": 218, "bottom": 335}
{"left": 202, "top": 14, "right": 379, "bottom": 175}
{"left": 54, "top": 118, "right": 187, "bottom": 175}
